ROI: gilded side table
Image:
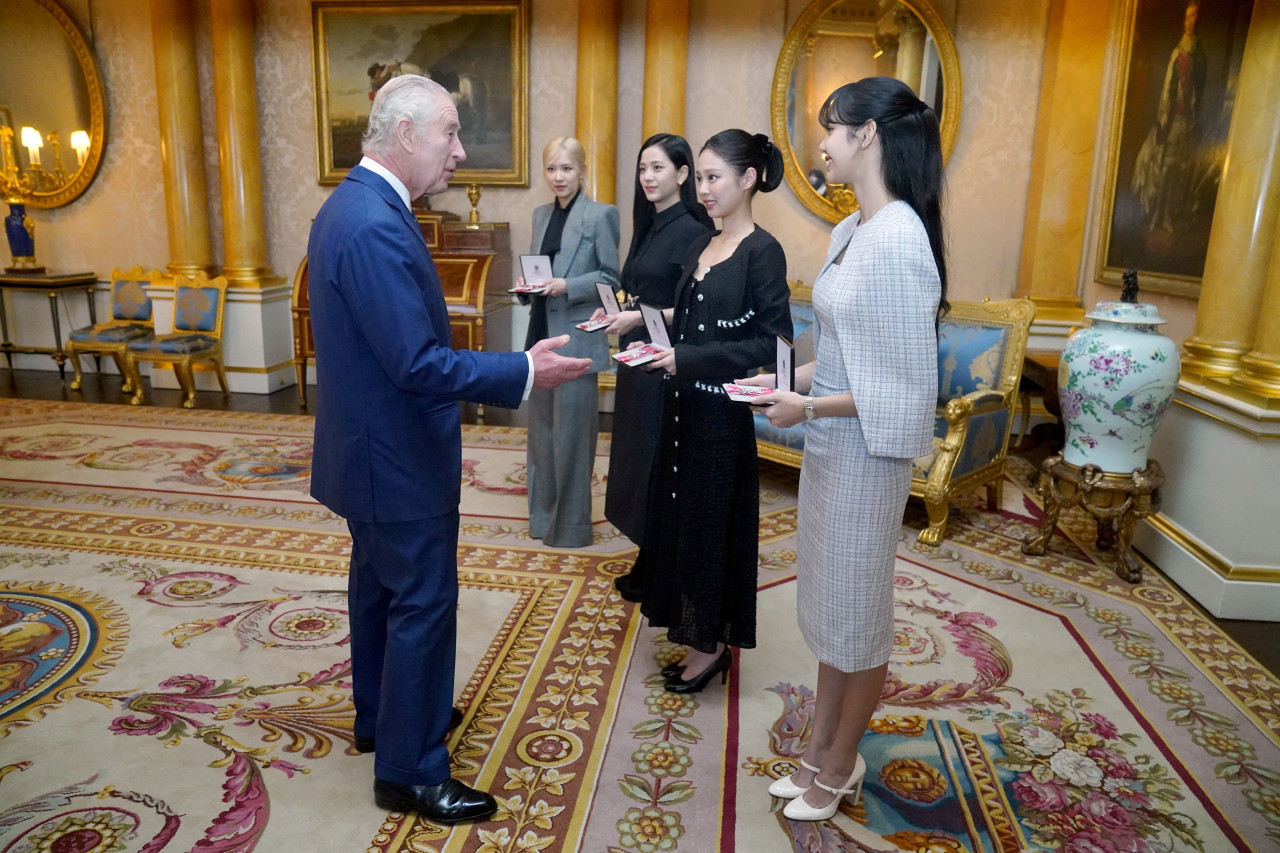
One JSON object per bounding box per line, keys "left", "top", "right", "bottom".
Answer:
{"left": 1021, "top": 454, "right": 1164, "bottom": 583}
{"left": 0, "top": 271, "right": 98, "bottom": 380}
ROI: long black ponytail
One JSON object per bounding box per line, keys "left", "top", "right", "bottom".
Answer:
{"left": 700, "top": 129, "right": 784, "bottom": 195}
{"left": 819, "top": 77, "right": 949, "bottom": 320}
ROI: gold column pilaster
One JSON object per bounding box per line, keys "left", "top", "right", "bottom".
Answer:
{"left": 894, "top": 9, "right": 925, "bottom": 95}
{"left": 1182, "top": 0, "right": 1280, "bottom": 382}
{"left": 209, "top": 0, "right": 280, "bottom": 288}
{"left": 151, "top": 0, "right": 214, "bottom": 278}
{"left": 641, "top": 0, "right": 689, "bottom": 140}
{"left": 1015, "top": 0, "right": 1108, "bottom": 324}
{"left": 575, "top": 0, "right": 621, "bottom": 204}
{"left": 1225, "top": 201, "right": 1280, "bottom": 408}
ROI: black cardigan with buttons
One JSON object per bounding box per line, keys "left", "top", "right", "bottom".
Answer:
{"left": 669, "top": 226, "right": 793, "bottom": 382}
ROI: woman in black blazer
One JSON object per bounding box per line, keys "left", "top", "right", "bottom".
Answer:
{"left": 603, "top": 134, "right": 714, "bottom": 600}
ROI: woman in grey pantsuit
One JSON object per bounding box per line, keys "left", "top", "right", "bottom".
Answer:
{"left": 744, "top": 78, "right": 948, "bottom": 821}
{"left": 521, "top": 137, "right": 620, "bottom": 547}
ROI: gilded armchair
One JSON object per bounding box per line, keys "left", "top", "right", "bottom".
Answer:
{"left": 911, "top": 297, "right": 1036, "bottom": 545}
{"left": 126, "top": 272, "right": 230, "bottom": 408}
{"left": 291, "top": 257, "right": 313, "bottom": 409}
{"left": 66, "top": 266, "right": 160, "bottom": 392}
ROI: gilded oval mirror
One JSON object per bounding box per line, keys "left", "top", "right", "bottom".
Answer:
{"left": 0, "top": 0, "right": 106, "bottom": 208}
{"left": 771, "top": 0, "right": 961, "bottom": 223}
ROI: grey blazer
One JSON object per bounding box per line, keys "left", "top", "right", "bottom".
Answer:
{"left": 523, "top": 197, "right": 620, "bottom": 372}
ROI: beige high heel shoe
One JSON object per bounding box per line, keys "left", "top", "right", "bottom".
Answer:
{"left": 767, "top": 757, "right": 820, "bottom": 799}
{"left": 782, "top": 754, "right": 866, "bottom": 821}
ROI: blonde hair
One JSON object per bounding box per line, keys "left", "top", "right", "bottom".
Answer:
{"left": 542, "top": 136, "right": 588, "bottom": 191}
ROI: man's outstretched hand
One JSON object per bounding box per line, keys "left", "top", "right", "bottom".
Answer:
{"left": 530, "top": 335, "right": 592, "bottom": 389}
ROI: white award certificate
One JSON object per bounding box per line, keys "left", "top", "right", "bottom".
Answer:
{"left": 777, "top": 336, "right": 795, "bottom": 394}
{"left": 512, "top": 255, "right": 553, "bottom": 293}
{"left": 640, "top": 302, "right": 671, "bottom": 349}
{"left": 576, "top": 283, "right": 623, "bottom": 332}
{"left": 612, "top": 303, "right": 672, "bottom": 366}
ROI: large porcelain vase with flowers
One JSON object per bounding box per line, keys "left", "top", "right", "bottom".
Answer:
{"left": 1057, "top": 272, "right": 1180, "bottom": 474}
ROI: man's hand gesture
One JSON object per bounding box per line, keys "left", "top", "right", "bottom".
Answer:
{"left": 530, "top": 335, "right": 592, "bottom": 389}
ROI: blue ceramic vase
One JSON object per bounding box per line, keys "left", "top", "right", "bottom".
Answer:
{"left": 5, "top": 202, "right": 36, "bottom": 263}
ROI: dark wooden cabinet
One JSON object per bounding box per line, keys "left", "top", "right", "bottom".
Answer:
{"left": 291, "top": 207, "right": 514, "bottom": 409}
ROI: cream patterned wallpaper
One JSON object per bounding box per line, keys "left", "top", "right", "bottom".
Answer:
{"left": 17, "top": 0, "right": 1103, "bottom": 355}
{"left": 32, "top": 0, "right": 168, "bottom": 279}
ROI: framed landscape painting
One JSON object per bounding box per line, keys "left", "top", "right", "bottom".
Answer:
{"left": 1095, "top": 0, "right": 1254, "bottom": 297}
{"left": 312, "top": 0, "right": 528, "bottom": 186}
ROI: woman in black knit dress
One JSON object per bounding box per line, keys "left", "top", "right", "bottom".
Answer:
{"left": 631, "top": 130, "right": 792, "bottom": 693}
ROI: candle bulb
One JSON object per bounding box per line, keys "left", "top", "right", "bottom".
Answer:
{"left": 20, "top": 126, "right": 43, "bottom": 169}
{"left": 70, "top": 130, "right": 90, "bottom": 168}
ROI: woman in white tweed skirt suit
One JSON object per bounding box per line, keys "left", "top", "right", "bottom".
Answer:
{"left": 743, "top": 77, "right": 948, "bottom": 822}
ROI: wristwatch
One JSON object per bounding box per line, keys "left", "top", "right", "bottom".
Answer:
{"left": 804, "top": 396, "right": 816, "bottom": 420}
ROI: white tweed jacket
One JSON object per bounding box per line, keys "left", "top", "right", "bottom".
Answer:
{"left": 815, "top": 200, "right": 940, "bottom": 459}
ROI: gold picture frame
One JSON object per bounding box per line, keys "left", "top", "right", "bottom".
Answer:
{"left": 1095, "top": 0, "right": 1254, "bottom": 297}
{"left": 769, "top": 0, "right": 962, "bottom": 224}
{"left": 311, "top": 0, "right": 528, "bottom": 186}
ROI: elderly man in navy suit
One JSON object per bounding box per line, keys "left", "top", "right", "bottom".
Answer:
{"left": 308, "top": 74, "right": 590, "bottom": 824}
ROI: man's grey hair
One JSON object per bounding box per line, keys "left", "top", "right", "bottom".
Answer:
{"left": 362, "top": 75, "right": 450, "bottom": 156}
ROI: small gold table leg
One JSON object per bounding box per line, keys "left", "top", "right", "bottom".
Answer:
{"left": 1021, "top": 454, "right": 1164, "bottom": 583}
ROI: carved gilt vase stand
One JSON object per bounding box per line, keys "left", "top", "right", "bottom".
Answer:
{"left": 1021, "top": 454, "right": 1164, "bottom": 583}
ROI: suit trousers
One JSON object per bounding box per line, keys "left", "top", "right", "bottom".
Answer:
{"left": 527, "top": 372, "right": 599, "bottom": 547}
{"left": 347, "top": 513, "right": 460, "bottom": 786}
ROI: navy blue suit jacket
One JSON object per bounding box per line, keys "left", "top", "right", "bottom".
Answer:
{"left": 308, "top": 165, "right": 529, "bottom": 522}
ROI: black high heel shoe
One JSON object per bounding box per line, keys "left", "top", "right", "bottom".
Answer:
{"left": 664, "top": 649, "right": 732, "bottom": 694}
{"left": 660, "top": 660, "right": 685, "bottom": 679}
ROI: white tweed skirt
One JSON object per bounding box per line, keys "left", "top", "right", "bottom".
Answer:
{"left": 796, "top": 415, "right": 912, "bottom": 672}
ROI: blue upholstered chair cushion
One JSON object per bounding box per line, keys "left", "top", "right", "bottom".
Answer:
{"left": 69, "top": 322, "right": 153, "bottom": 343}
{"left": 912, "top": 408, "right": 1012, "bottom": 480}
{"left": 111, "top": 279, "right": 153, "bottom": 322}
{"left": 129, "top": 333, "right": 219, "bottom": 356}
{"left": 174, "top": 286, "right": 221, "bottom": 332}
{"left": 752, "top": 300, "right": 815, "bottom": 451}
{"left": 791, "top": 301, "right": 815, "bottom": 363}
{"left": 753, "top": 418, "right": 807, "bottom": 454}
{"left": 936, "top": 321, "right": 1009, "bottom": 403}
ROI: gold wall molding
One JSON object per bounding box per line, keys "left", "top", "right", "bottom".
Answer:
{"left": 1172, "top": 384, "right": 1280, "bottom": 440}
{"left": 224, "top": 359, "right": 296, "bottom": 375}
{"left": 1143, "top": 513, "right": 1278, "bottom": 584}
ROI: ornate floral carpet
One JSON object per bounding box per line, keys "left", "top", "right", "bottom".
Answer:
{"left": 0, "top": 399, "right": 1276, "bottom": 853}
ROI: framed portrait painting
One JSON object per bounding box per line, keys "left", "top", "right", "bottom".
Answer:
{"left": 1096, "top": 0, "right": 1254, "bottom": 297}
{"left": 312, "top": 0, "right": 528, "bottom": 186}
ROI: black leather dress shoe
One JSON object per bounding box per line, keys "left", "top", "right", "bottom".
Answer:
{"left": 354, "top": 707, "right": 465, "bottom": 753}
{"left": 373, "top": 777, "right": 497, "bottom": 824}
